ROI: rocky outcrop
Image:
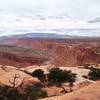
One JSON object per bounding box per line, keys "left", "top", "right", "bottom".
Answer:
{"left": 0, "top": 45, "right": 48, "bottom": 67}
{"left": 15, "top": 39, "right": 100, "bottom": 67}
{"left": 0, "top": 38, "right": 100, "bottom": 67}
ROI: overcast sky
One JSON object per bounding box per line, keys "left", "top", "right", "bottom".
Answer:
{"left": 0, "top": 0, "right": 100, "bottom": 36}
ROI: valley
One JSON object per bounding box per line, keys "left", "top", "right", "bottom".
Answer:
{"left": 0, "top": 33, "right": 100, "bottom": 100}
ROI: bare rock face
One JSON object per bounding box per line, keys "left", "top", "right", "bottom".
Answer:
{"left": 0, "top": 55, "right": 47, "bottom": 67}
{"left": 0, "top": 45, "right": 48, "bottom": 67}
{"left": 53, "top": 46, "right": 100, "bottom": 66}
{"left": 0, "top": 38, "right": 100, "bottom": 67}
{"left": 15, "top": 39, "right": 100, "bottom": 67}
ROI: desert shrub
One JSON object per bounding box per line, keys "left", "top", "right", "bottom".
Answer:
{"left": 34, "top": 82, "right": 43, "bottom": 88}
{"left": 88, "top": 67, "right": 100, "bottom": 81}
{"left": 24, "top": 85, "right": 48, "bottom": 100}
{"left": 84, "top": 64, "right": 90, "bottom": 69}
{"left": 68, "top": 72, "right": 76, "bottom": 87}
{"left": 0, "top": 85, "right": 24, "bottom": 100}
{"left": 32, "top": 69, "right": 45, "bottom": 83}
{"left": 48, "top": 68, "right": 76, "bottom": 85}
{"left": 0, "top": 96, "right": 4, "bottom": 100}
{"left": 48, "top": 68, "right": 76, "bottom": 92}
{"left": 0, "top": 83, "right": 48, "bottom": 100}
{"left": 27, "top": 89, "right": 47, "bottom": 100}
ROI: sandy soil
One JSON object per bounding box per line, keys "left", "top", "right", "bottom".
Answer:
{"left": 41, "top": 81, "right": 100, "bottom": 100}
{"left": 0, "top": 65, "right": 39, "bottom": 87}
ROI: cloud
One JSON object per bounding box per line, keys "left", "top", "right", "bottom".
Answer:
{"left": 88, "top": 17, "right": 100, "bottom": 23}
{"left": 0, "top": 0, "right": 100, "bottom": 36}
{"left": 0, "top": 0, "right": 100, "bottom": 18}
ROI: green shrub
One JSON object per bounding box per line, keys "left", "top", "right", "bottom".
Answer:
{"left": 32, "top": 69, "right": 45, "bottom": 83}
{"left": 0, "top": 85, "right": 24, "bottom": 100}
{"left": 25, "top": 85, "right": 47, "bottom": 100}
{"left": 48, "top": 68, "right": 76, "bottom": 85}
{"left": 0, "top": 84, "right": 48, "bottom": 100}
{"left": 88, "top": 67, "right": 100, "bottom": 81}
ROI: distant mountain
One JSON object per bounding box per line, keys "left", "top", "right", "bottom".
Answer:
{"left": 0, "top": 33, "right": 76, "bottom": 40}
{"left": 14, "top": 33, "right": 67, "bottom": 39}
{"left": 0, "top": 32, "right": 100, "bottom": 43}
{"left": 0, "top": 33, "right": 70, "bottom": 45}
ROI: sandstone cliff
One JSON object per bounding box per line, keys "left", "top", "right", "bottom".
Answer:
{"left": 15, "top": 39, "right": 100, "bottom": 67}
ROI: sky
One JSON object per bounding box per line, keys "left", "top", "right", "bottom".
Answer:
{"left": 0, "top": 0, "right": 100, "bottom": 36}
